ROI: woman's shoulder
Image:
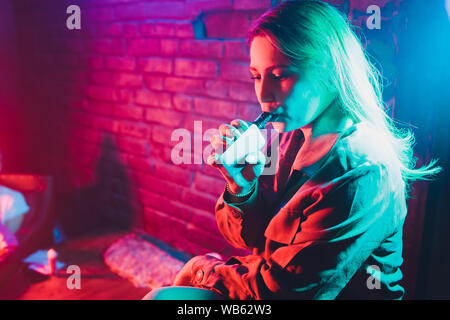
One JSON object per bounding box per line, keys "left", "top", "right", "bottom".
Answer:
{"left": 308, "top": 123, "right": 401, "bottom": 187}
{"left": 322, "top": 122, "right": 404, "bottom": 194}
{"left": 337, "top": 122, "right": 398, "bottom": 170}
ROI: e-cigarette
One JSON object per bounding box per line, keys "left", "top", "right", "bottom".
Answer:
{"left": 218, "top": 112, "right": 275, "bottom": 186}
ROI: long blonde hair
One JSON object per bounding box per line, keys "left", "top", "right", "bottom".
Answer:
{"left": 249, "top": 0, "right": 440, "bottom": 195}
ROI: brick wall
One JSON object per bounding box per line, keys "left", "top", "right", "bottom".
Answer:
{"left": 10, "top": 0, "right": 426, "bottom": 296}
{"left": 11, "top": 0, "right": 276, "bottom": 258}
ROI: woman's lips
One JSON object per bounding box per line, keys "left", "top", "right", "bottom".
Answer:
{"left": 271, "top": 114, "right": 286, "bottom": 122}
{"left": 268, "top": 106, "right": 285, "bottom": 122}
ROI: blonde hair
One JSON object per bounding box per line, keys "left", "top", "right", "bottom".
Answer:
{"left": 249, "top": 0, "right": 440, "bottom": 195}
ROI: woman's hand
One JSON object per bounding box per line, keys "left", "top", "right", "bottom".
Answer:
{"left": 172, "top": 256, "right": 198, "bottom": 286}
{"left": 172, "top": 254, "right": 223, "bottom": 286}
{"left": 207, "top": 119, "right": 266, "bottom": 195}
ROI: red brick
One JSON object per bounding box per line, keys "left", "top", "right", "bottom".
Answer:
{"left": 193, "top": 172, "right": 225, "bottom": 196}
{"left": 123, "top": 23, "right": 139, "bottom": 38}
{"left": 349, "top": 0, "right": 391, "bottom": 12}
{"left": 118, "top": 120, "right": 152, "bottom": 139}
{"left": 116, "top": 136, "right": 149, "bottom": 156}
{"left": 146, "top": 2, "right": 186, "bottom": 19}
{"left": 184, "top": 114, "right": 223, "bottom": 134}
{"left": 138, "top": 57, "right": 173, "bottom": 74}
{"left": 150, "top": 144, "right": 170, "bottom": 163}
{"left": 145, "top": 108, "right": 184, "bottom": 127}
{"left": 224, "top": 40, "right": 250, "bottom": 61}
{"left": 87, "top": 101, "right": 114, "bottom": 117}
{"left": 185, "top": 0, "right": 233, "bottom": 18}
{"left": 139, "top": 188, "right": 192, "bottom": 220}
{"left": 131, "top": 170, "right": 176, "bottom": 196}
{"left": 112, "top": 72, "right": 143, "bottom": 87}
{"left": 127, "top": 39, "right": 160, "bottom": 56}
{"left": 144, "top": 75, "right": 164, "bottom": 90}
{"left": 235, "top": 103, "right": 261, "bottom": 122}
{"left": 170, "top": 237, "right": 202, "bottom": 256}
{"left": 136, "top": 89, "right": 172, "bottom": 108}
{"left": 96, "top": 23, "right": 123, "bottom": 37}
{"left": 105, "top": 56, "right": 136, "bottom": 71}
{"left": 127, "top": 154, "right": 153, "bottom": 173}
{"left": 203, "top": 11, "right": 251, "bottom": 39}
{"left": 160, "top": 39, "right": 179, "bottom": 56}
{"left": 174, "top": 59, "right": 218, "bottom": 78}
{"left": 118, "top": 88, "right": 134, "bottom": 103}
{"left": 164, "top": 77, "right": 204, "bottom": 95}
{"left": 84, "top": 7, "right": 115, "bottom": 22}
{"left": 180, "top": 188, "right": 218, "bottom": 213}
{"left": 193, "top": 97, "right": 236, "bottom": 119}
{"left": 88, "top": 71, "right": 113, "bottom": 85}
{"left": 185, "top": 223, "right": 230, "bottom": 254}
{"left": 154, "top": 22, "right": 176, "bottom": 37}
{"left": 151, "top": 125, "right": 179, "bottom": 146}
{"left": 71, "top": 126, "right": 103, "bottom": 145}
{"left": 143, "top": 207, "right": 179, "bottom": 244}
{"left": 174, "top": 22, "right": 195, "bottom": 39}
{"left": 86, "top": 85, "right": 119, "bottom": 102}
{"left": 91, "top": 115, "right": 119, "bottom": 133}
{"left": 153, "top": 161, "right": 193, "bottom": 187}
{"left": 173, "top": 94, "right": 193, "bottom": 112}
{"left": 233, "top": 0, "right": 272, "bottom": 10}
{"left": 190, "top": 208, "right": 220, "bottom": 235}
{"left": 179, "top": 40, "right": 223, "bottom": 58}
{"left": 114, "top": 3, "right": 151, "bottom": 20}
{"left": 139, "top": 23, "right": 154, "bottom": 37}
{"left": 229, "top": 82, "right": 258, "bottom": 102}
{"left": 220, "top": 61, "right": 252, "bottom": 82}
{"left": 114, "top": 104, "right": 144, "bottom": 120}
{"left": 204, "top": 80, "right": 229, "bottom": 99}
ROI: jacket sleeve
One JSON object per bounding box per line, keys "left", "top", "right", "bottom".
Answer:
{"left": 215, "top": 179, "right": 275, "bottom": 252}
{"left": 192, "top": 164, "right": 405, "bottom": 299}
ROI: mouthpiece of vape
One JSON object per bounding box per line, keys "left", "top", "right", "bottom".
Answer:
{"left": 253, "top": 112, "right": 275, "bottom": 129}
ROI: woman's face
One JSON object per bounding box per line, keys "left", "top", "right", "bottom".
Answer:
{"left": 249, "top": 35, "right": 336, "bottom": 132}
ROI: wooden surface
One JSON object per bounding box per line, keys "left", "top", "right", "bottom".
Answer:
{"left": 0, "top": 228, "right": 151, "bottom": 300}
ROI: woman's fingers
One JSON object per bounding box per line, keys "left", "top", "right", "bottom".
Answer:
{"left": 245, "top": 151, "right": 266, "bottom": 165}
{"left": 219, "top": 124, "right": 236, "bottom": 140}
{"left": 219, "top": 119, "right": 248, "bottom": 140}
{"left": 241, "top": 151, "right": 266, "bottom": 181}
{"left": 206, "top": 153, "right": 219, "bottom": 168}
{"left": 208, "top": 119, "right": 261, "bottom": 191}
{"left": 237, "top": 119, "right": 251, "bottom": 131}
{"left": 209, "top": 135, "right": 233, "bottom": 155}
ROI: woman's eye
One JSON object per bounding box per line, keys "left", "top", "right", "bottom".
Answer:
{"left": 273, "top": 73, "right": 287, "bottom": 81}
{"left": 250, "top": 75, "right": 261, "bottom": 80}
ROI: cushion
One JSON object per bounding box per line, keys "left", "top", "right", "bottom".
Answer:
{"left": 103, "top": 233, "right": 186, "bottom": 289}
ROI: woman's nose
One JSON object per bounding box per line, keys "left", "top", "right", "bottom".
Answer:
{"left": 257, "top": 77, "right": 276, "bottom": 104}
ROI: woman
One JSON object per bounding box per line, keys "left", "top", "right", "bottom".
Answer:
{"left": 145, "top": 0, "right": 440, "bottom": 300}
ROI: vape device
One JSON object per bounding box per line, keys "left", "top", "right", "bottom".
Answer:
{"left": 218, "top": 112, "right": 275, "bottom": 186}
